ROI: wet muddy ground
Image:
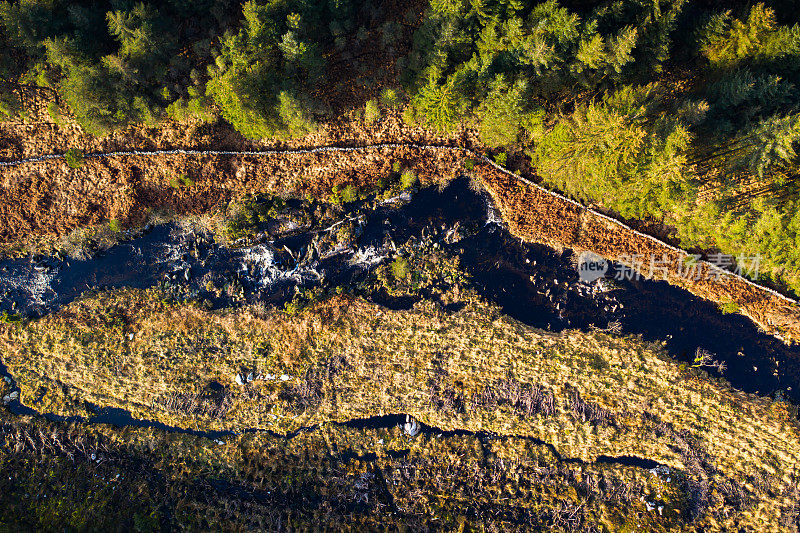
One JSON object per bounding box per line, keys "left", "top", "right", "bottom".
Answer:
{"left": 1, "top": 178, "right": 799, "bottom": 404}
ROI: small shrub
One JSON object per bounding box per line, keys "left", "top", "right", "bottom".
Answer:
{"left": 400, "top": 170, "right": 417, "bottom": 189}
{"left": 171, "top": 173, "right": 195, "bottom": 188}
{"left": 464, "top": 158, "right": 475, "bottom": 170}
{"left": 590, "top": 354, "right": 610, "bottom": 371}
{"left": 65, "top": 148, "right": 85, "bottom": 169}
{"left": 0, "top": 92, "right": 22, "bottom": 120}
{"left": 108, "top": 219, "right": 122, "bottom": 233}
{"left": 380, "top": 88, "right": 402, "bottom": 108}
{"left": 283, "top": 300, "right": 302, "bottom": 315}
{"left": 376, "top": 175, "right": 389, "bottom": 191}
{"left": 283, "top": 287, "right": 324, "bottom": 315}
{"left": 330, "top": 184, "right": 359, "bottom": 204}
{"left": 0, "top": 311, "right": 21, "bottom": 323}
{"left": 341, "top": 184, "right": 358, "bottom": 203}
{"left": 391, "top": 256, "right": 410, "bottom": 280}
{"left": 392, "top": 161, "right": 402, "bottom": 173}
{"left": 720, "top": 301, "right": 740, "bottom": 314}
{"left": 493, "top": 152, "right": 507, "bottom": 166}
{"left": 402, "top": 106, "right": 416, "bottom": 126}
{"left": 224, "top": 196, "right": 279, "bottom": 240}
{"left": 364, "top": 99, "right": 380, "bottom": 124}
{"left": 329, "top": 185, "right": 341, "bottom": 204}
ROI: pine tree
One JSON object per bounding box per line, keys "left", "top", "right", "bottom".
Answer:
{"left": 605, "top": 26, "right": 638, "bottom": 74}
{"left": 532, "top": 88, "right": 694, "bottom": 219}
{"left": 106, "top": 9, "right": 138, "bottom": 45}
{"left": 0, "top": 0, "right": 66, "bottom": 55}
{"left": 277, "top": 90, "right": 316, "bottom": 138}
{"left": 743, "top": 114, "right": 800, "bottom": 179}
{"left": 429, "top": 0, "right": 464, "bottom": 18}
{"left": 574, "top": 33, "right": 604, "bottom": 71}
{"left": 700, "top": 3, "right": 800, "bottom": 68}
{"left": 412, "top": 71, "right": 469, "bottom": 133}
{"left": 477, "top": 75, "right": 542, "bottom": 147}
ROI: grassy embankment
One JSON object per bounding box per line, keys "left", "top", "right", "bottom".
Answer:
{"left": 1, "top": 288, "right": 799, "bottom": 530}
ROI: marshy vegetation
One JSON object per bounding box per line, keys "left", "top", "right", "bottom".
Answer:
{"left": 1, "top": 288, "right": 799, "bottom": 530}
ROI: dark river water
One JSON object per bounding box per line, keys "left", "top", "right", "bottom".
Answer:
{"left": 1, "top": 178, "right": 799, "bottom": 404}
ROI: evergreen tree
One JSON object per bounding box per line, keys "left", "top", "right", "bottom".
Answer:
{"left": 477, "top": 75, "right": 542, "bottom": 147}
{"left": 205, "top": 0, "right": 337, "bottom": 139}
{"left": 411, "top": 70, "right": 470, "bottom": 133}
{"left": 0, "top": 90, "right": 21, "bottom": 119}
{"left": 532, "top": 85, "right": 694, "bottom": 219}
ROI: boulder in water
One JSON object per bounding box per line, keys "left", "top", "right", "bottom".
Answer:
{"left": 404, "top": 415, "right": 420, "bottom": 437}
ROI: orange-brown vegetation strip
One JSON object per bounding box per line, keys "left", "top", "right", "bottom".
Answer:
{"left": 0, "top": 89, "right": 472, "bottom": 161}
{"left": 0, "top": 144, "right": 462, "bottom": 244}
{"left": 0, "top": 89, "right": 473, "bottom": 249}
{"left": 476, "top": 161, "right": 800, "bottom": 344}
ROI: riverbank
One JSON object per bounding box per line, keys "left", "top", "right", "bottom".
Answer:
{"left": 2, "top": 288, "right": 799, "bottom": 530}
{"left": 2, "top": 138, "right": 798, "bottom": 345}
{"left": 475, "top": 160, "right": 800, "bottom": 344}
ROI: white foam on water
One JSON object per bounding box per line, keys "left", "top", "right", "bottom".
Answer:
{"left": 281, "top": 220, "right": 301, "bottom": 232}
{"left": 484, "top": 196, "right": 503, "bottom": 226}
{"left": 349, "top": 247, "right": 387, "bottom": 269}
{"left": 240, "top": 244, "right": 282, "bottom": 286}
{"left": 1, "top": 267, "right": 57, "bottom": 305}
{"left": 379, "top": 190, "right": 413, "bottom": 205}
{"left": 160, "top": 241, "right": 186, "bottom": 265}
{"left": 239, "top": 244, "right": 322, "bottom": 286}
